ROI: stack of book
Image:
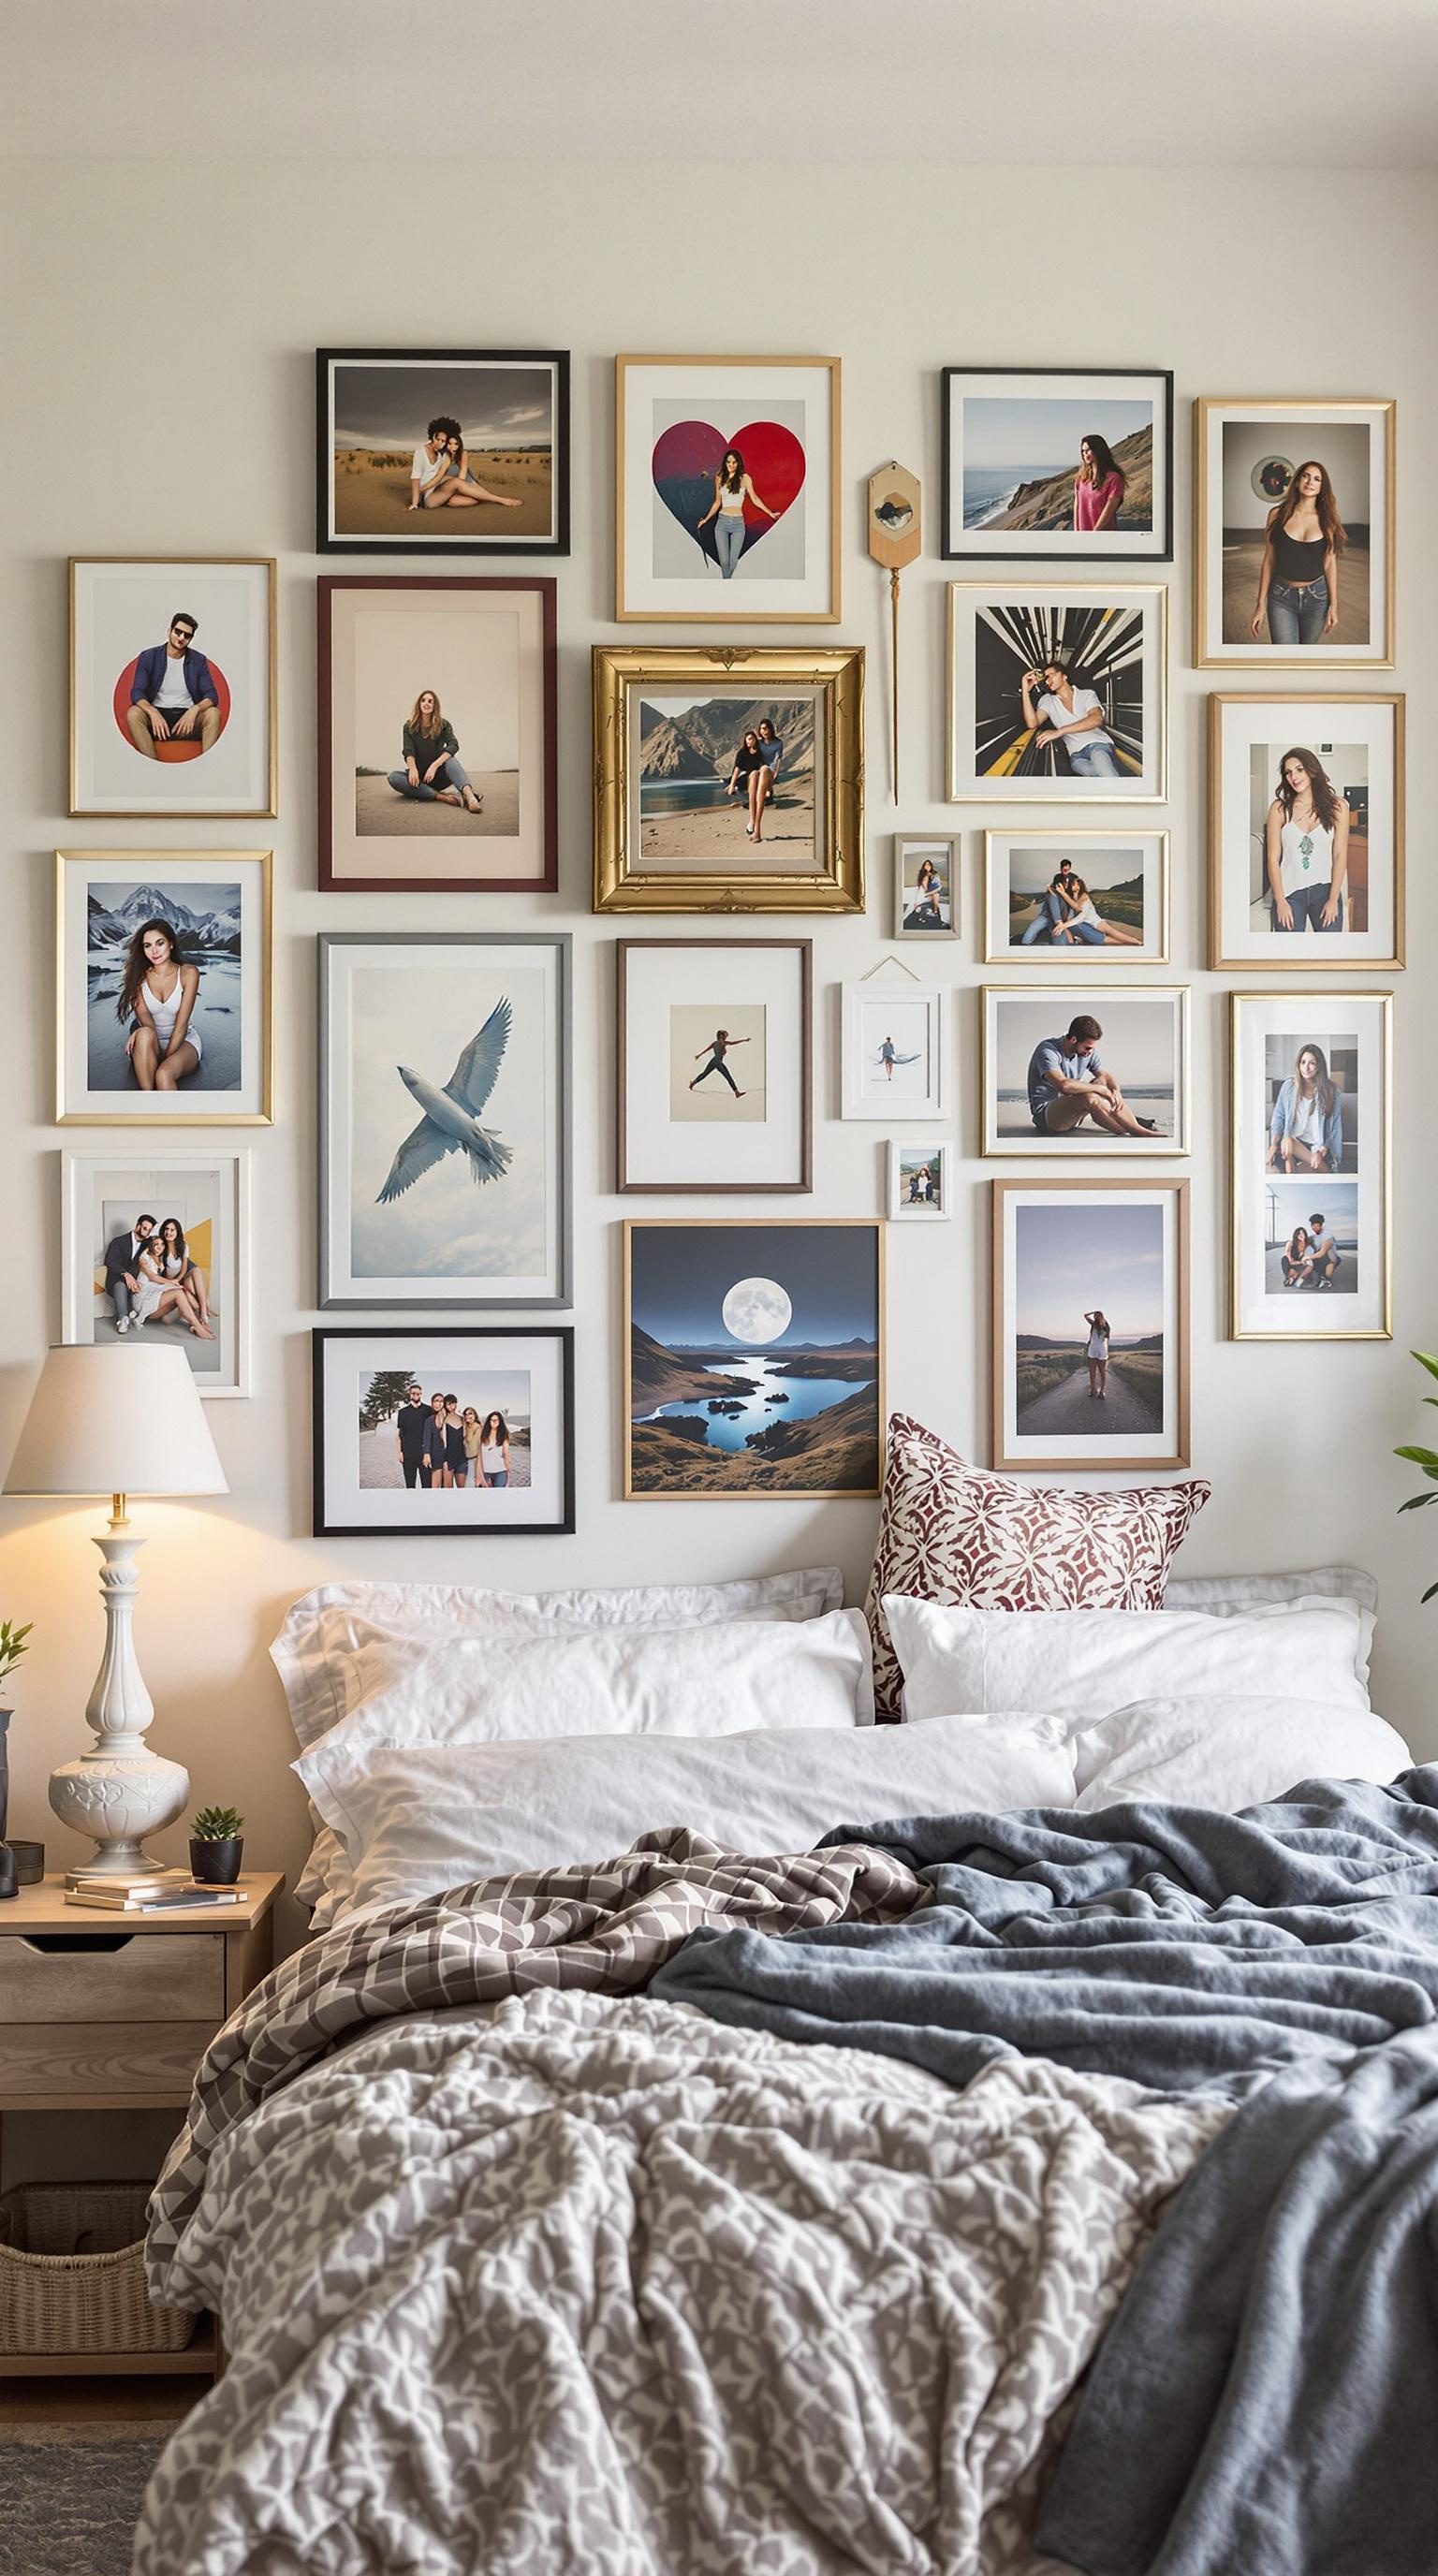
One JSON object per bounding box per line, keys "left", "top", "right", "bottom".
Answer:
{"left": 64, "top": 1867, "right": 242, "bottom": 1912}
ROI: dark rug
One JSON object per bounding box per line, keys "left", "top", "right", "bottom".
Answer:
{"left": 0, "top": 2424, "right": 168, "bottom": 2575}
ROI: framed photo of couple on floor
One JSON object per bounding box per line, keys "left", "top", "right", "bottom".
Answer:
{"left": 614, "top": 356, "right": 841, "bottom": 622}
{"left": 1229, "top": 991, "right": 1391, "bottom": 1342}
{"left": 312, "top": 1326, "right": 575, "bottom": 1538}
{"left": 1208, "top": 695, "right": 1404, "bottom": 971}
{"left": 990, "top": 1178, "right": 1190, "bottom": 1472}
{"left": 1194, "top": 398, "right": 1395, "bottom": 669}
{"left": 983, "top": 831, "right": 1170, "bottom": 963}
{"left": 61, "top": 1146, "right": 250, "bottom": 1399}
{"left": 615, "top": 938, "right": 813, "bottom": 1193}
{"left": 316, "top": 350, "right": 570, "bottom": 556}
{"left": 947, "top": 585, "right": 1167, "bottom": 802}
{"left": 55, "top": 851, "right": 273, "bottom": 1127}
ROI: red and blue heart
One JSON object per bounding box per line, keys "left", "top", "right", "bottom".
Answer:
{"left": 652, "top": 420, "right": 806, "bottom": 570}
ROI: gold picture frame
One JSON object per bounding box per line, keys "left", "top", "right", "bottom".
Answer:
{"left": 1228, "top": 990, "right": 1392, "bottom": 1343}
{"left": 69, "top": 556, "right": 278, "bottom": 820}
{"left": 1208, "top": 693, "right": 1404, "bottom": 971}
{"left": 55, "top": 850, "right": 274, "bottom": 1127}
{"left": 990, "top": 1177, "right": 1191, "bottom": 1472}
{"left": 1193, "top": 397, "right": 1396, "bottom": 669}
{"left": 593, "top": 643, "right": 865, "bottom": 914}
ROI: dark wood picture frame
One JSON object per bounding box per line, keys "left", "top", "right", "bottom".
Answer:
{"left": 941, "top": 366, "right": 1175, "bottom": 564}
{"left": 312, "top": 1325, "right": 576, "bottom": 1537}
{"left": 615, "top": 936, "right": 814, "bottom": 1193}
{"left": 316, "top": 576, "right": 559, "bottom": 894}
{"left": 315, "top": 347, "right": 570, "bottom": 557}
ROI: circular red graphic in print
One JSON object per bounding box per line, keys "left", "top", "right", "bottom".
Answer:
{"left": 113, "top": 657, "right": 231, "bottom": 763}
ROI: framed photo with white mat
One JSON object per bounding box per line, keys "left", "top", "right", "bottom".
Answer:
{"left": 616, "top": 937, "right": 812, "bottom": 1193}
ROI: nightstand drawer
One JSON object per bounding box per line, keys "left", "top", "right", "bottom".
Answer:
{"left": 0, "top": 1931, "right": 225, "bottom": 2025}
{"left": 0, "top": 2021, "right": 218, "bottom": 2100}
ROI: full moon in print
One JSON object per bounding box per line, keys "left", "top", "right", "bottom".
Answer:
{"left": 721, "top": 1276, "right": 792, "bottom": 1343}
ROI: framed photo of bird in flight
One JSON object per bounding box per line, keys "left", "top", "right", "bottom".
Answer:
{"left": 317, "top": 931, "right": 572, "bottom": 1309}
{"left": 614, "top": 356, "right": 841, "bottom": 622}
{"left": 312, "top": 1326, "right": 575, "bottom": 1536}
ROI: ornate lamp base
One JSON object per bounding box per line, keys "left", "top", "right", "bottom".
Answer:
{"left": 49, "top": 1512, "right": 190, "bottom": 1875}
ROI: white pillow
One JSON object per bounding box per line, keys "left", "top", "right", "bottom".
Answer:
{"left": 330, "top": 1715, "right": 1078, "bottom": 1917}
{"left": 1072, "top": 1694, "right": 1411, "bottom": 1812}
{"left": 1164, "top": 1565, "right": 1377, "bottom": 1689}
{"left": 882, "top": 1596, "right": 1371, "bottom": 1729}
{"left": 297, "top": 1609, "right": 875, "bottom": 1847}
{"left": 272, "top": 1568, "right": 846, "bottom": 1751}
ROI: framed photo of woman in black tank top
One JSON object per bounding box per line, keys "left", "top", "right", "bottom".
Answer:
{"left": 1195, "top": 400, "right": 1395, "bottom": 667}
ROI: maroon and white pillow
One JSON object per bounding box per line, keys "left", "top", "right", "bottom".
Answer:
{"left": 865, "top": 1415, "right": 1211, "bottom": 1720}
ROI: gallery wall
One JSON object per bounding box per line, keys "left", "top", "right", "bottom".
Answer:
{"left": 1, "top": 154, "right": 1434, "bottom": 1934}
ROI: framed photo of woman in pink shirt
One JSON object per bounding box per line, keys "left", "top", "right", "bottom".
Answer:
{"left": 941, "top": 368, "right": 1173, "bottom": 563}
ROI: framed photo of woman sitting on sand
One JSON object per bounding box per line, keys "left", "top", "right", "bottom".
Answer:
{"left": 593, "top": 645, "right": 864, "bottom": 913}
{"left": 948, "top": 586, "right": 1167, "bottom": 802}
{"left": 318, "top": 578, "right": 557, "bottom": 893}
{"left": 942, "top": 369, "right": 1173, "bottom": 563}
{"left": 983, "top": 831, "right": 1170, "bottom": 963}
{"left": 317, "top": 350, "right": 569, "bottom": 556}
{"left": 991, "top": 1178, "right": 1190, "bottom": 1472}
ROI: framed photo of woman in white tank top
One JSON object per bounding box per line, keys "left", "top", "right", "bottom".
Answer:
{"left": 55, "top": 850, "right": 273, "bottom": 1125}
{"left": 1208, "top": 694, "right": 1403, "bottom": 970}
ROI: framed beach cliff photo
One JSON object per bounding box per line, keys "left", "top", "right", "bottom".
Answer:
{"left": 1195, "top": 398, "right": 1394, "bottom": 667}
{"left": 70, "top": 558, "right": 276, "bottom": 819}
{"left": 1209, "top": 695, "right": 1403, "bottom": 971}
{"left": 624, "top": 1220, "right": 883, "bottom": 1500}
{"left": 991, "top": 1178, "right": 1190, "bottom": 1472}
{"left": 948, "top": 585, "right": 1167, "bottom": 802}
{"left": 317, "top": 578, "right": 557, "bottom": 893}
{"left": 313, "top": 1326, "right": 574, "bottom": 1537}
{"left": 56, "top": 851, "right": 272, "bottom": 1126}
{"left": 1230, "top": 991, "right": 1391, "bottom": 1342}
{"left": 942, "top": 369, "right": 1173, "bottom": 563}
{"left": 317, "top": 350, "right": 569, "bottom": 555}
{"left": 983, "top": 831, "right": 1170, "bottom": 963}
{"left": 616, "top": 937, "right": 813, "bottom": 1193}
{"left": 615, "top": 356, "right": 841, "bottom": 622}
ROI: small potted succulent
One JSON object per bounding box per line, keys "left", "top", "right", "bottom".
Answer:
{"left": 190, "top": 1805, "right": 245, "bottom": 1886}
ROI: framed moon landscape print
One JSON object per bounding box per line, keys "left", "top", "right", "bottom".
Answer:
{"left": 1229, "top": 991, "right": 1391, "bottom": 1342}
{"left": 312, "top": 1327, "right": 574, "bottom": 1538}
{"left": 991, "top": 1178, "right": 1190, "bottom": 1472}
{"left": 624, "top": 1220, "right": 883, "bottom": 1500}
{"left": 983, "top": 830, "right": 1170, "bottom": 962}
{"left": 70, "top": 558, "right": 275, "bottom": 819}
{"left": 1209, "top": 695, "right": 1403, "bottom": 970}
{"left": 1194, "top": 397, "right": 1394, "bottom": 667}
{"left": 941, "top": 367, "right": 1173, "bottom": 563}
{"left": 616, "top": 937, "right": 812, "bottom": 1193}
{"left": 56, "top": 851, "right": 272, "bottom": 1126}
{"left": 948, "top": 585, "right": 1167, "bottom": 801}
{"left": 614, "top": 356, "right": 840, "bottom": 622}
{"left": 316, "top": 349, "right": 569, "bottom": 556}
{"left": 61, "top": 1146, "right": 250, "bottom": 1398}
{"left": 318, "top": 931, "right": 571, "bottom": 1309}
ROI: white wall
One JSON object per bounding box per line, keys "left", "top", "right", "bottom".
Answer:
{"left": 1, "top": 158, "right": 1433, "bottom": 1951}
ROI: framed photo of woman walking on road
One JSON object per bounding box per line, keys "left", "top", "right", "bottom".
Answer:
{"left": 615, "top": 356, "right": 841, "bottom": 622}
{"left": 948, "top": 585, "right": 1167, "bottom": 802}
{"left": 1209, "top": 695, "right": 1403, "bottom": 970}
{"left": 1195, "top": 399, "right": 1394, "bottom": 667}
{"left": 991, "top": 1178, "right": 1190, "bottom": 1471}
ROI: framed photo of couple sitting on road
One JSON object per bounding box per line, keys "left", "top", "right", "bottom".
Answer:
{"left": 1230, "top": 991, "right": 1391, "bottom": 1342}
{"left": 312, "top": 1327, "right": 575, "bottom": 1538}
{"left": 1208, "top": 695, "right": 1403, "bottom": 971}
{"left": 983, "top": 830, "right": 1169, "bottom": 963}
{"left": 592, "top": 645, "right": 864, "bottom": 913}
{"left": 70, "top": 558, "right": 275, "bottom": 819}
{"left": 981, "top": 988, "right": 1190, "bottom": 1159}
{"left": 317, "top": 350, "right": 569, "bottom": 556}
{"left": 991, "top": 1178, "right": 1190, "bottom": 1472}
{"left": 948, "top": 585, "right": 1167, "bottom": 802}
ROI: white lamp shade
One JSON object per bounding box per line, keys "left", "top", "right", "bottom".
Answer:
{"left": 4, "top": 1344, "right": 228, "bottom": 1499}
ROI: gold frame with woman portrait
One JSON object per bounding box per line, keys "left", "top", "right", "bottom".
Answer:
{"left": 55, "top": 850, "right": 274, "bottom": 1128}
{"left": 1194, "top": 399, "right": 1396, "bottom": 668}
{"left": 1208, "top": 694, "right": 1404, "bottom": 971}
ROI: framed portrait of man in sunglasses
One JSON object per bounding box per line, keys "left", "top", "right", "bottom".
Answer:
{"left": 70, "top": 556, "right": 276, "bottom": 817}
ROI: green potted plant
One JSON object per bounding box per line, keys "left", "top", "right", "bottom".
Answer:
{"left": 0, "top": 1619, "right": 34, "bottom": 1845}
{"left": 190, "top": 1804, "right": 244, "bottom": 1886}
{"left": 1394, "top": 1352, "right": 1438, "bottom": 1600}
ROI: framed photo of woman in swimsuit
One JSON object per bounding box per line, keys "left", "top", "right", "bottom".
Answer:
{"left": 1194, "top": 399, "right": 1395, "bottom": 667}
{"left": 317, "top": 578, "right": 558, "bottom": 893}
{"left": 990, "top": 1178, "right": 1191, "bottom": 1472}
{"left": 615, "top": 938, "right": 813, "bottom": 1193}
{"left": 1208, "top": 695, "right": 1403, "bottom": 970}
{"left": 941, "top": 369, "right": 1173, "bottom": 563}
{"left": 55, "top": 851, "right": 272, "bottom": 1127}
{"left": 1230, "top": 992, "right": 1391, "bottom": 1342}
{"left": 317, "top": 350, "right": 569, "bottom": 556}
{"left": 947, "top": 586, "right": 1167, "bottom": 803}
{"left": 614, "top": 356, "right": 841, "bottom": 622}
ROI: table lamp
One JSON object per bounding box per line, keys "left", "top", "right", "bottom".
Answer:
{"left": 3, "top": 1344, "right": 228, "bottom": 1874}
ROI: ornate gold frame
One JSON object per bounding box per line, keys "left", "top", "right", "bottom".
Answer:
{"left": 55, "top": 850, "right": 274, "bottom": 1127}
{"left": 68, "top": 557, "right": 278, "bottom": 819}
{"left": 1207, "top": 694, "right": 1404, "bottom": 972}
{"left": 1193, "top": 397, "right": 1396, "bottom": 669}
{"left": 614, "top": 354, "right": 841, "bottom": 623}
{"left": 1228, "top": 990, "right": 1392, "bottom": 1343}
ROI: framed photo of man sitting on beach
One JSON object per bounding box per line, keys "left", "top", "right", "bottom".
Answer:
{"left": 317, "top": 350, "right": 569, "bottom": 556}
{"left": 318, "top": 578, "right": 557, "bottom": 893}
{"left": 942, "top": 369, "right": 1173, "bottom": 563}
{"left": 70, "top": 558, "right": 275, "bottom": 820}
{"left": 983, "top": 831, "right": 1170, "bottom": 963}
{"left": 981, "top": 988, "right": 1189, "bottom": 1160}
{"left": 991, "top": 1178, "right": 1190, "bottom": 1471}
{"left": 948, "top": 586, "right": 1167, "bottom": 802}
{"left": 1230, "top": 991, "right": 1391, "bottom": 1342}
{"left": 1195, "top": 398, "right": 1394, "bottom": 667}
{"left": 1209, "top": 695, "right": 1403, "bottom": 971}
{"left": 593, "top": 645, "right": 864, "bottom": 913}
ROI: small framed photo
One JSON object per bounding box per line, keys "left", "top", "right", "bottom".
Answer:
{"left": 616, "top": 937, "right": 812, "bottom": 1193}
{"left": 888, "top": 1142, "right": 950, "bottom": 1220}
{"left": 316, "top": 349, "right": 569, "bottom": 556}
{"left": 313, "top": 1327, "right": 574, "bottom": 1537}
{"left": 948, "top": 584, "right": 1167, "bottom": 801}
{"left": 991, "top": 1178, "right": 1190, "bottom": 1471}
{"left": 56, "top": 852, "right": 272, "bottom": 1126}
{"left": 1230, "top": 992, "right": 1391, "bottom": 1341}
{"left": 1195, "top": 398, "right": 1394, "bottom": 667}
{"left": 1209, "top": 695, "right": 1403, "bottom": 970}
{"left": 593, "top": 645, "right": 863, "bottom": 914}
{"left": 842, "top": 977, "right": 949, "bottom": 1121}
{"left": 942, "top": 368, "right": 1173, "bottom": 562}
{"left": 981, "top": 986, "right": 1190, "bottom": 1158}
{"left": 984, "top": 830, "right": 1169, "bottom": 963}
{"left": 894, "top": 836, "right": 959, "bottom": 939}
{"left": 61, "top": 1148, "right": 250, "bottom": 1399}
{"left": 317, "top": 577, "right": 557, "bottom": 893}
{"left": 624, "top": 1220, "right": 883, "bottom": 1500}
{"left": 318, "top": 931, "right": 571, "bottom": 1309}
{"left": 69, "top": 559, "right": 275, "bottom": 819}
{"left": 615, "top": 355, "right": 840, "bottom": 622}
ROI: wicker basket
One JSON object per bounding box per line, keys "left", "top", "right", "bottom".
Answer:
{"left": 0, "top": 2181, "right": 196, "bottom": 2356}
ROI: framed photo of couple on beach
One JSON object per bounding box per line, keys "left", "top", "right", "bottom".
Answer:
{"left": 1209, "top": 695, "right": 1403, "bottom": 971}
{"left": 614, "top": 356, "right": 841, "bottom": 622}
{"left": 69, "top": 559, "right": 275, "bottom": 819}
{"left": 991, "top": 1178, "right": 1190, "bottom": 1472}
{"left": 55, "top": 852, "right": 272, "bottom": 1127}
{"left": 942, "top": 369, "right": 1174, "bottom": 563}
{"left": 317, "top": 350, "right": 569, "bottom": 556}
{"left": 61, "top": 1147, "right": 250, "bottom": 1399}
{"left": 592, "top": 645, "right": 864, "bottom": 914}
{"left": 615, "top": 938, "right": 813, "bottom": 1193}
{"left": 317, "top": 577, "right": 557, "bottom": 893}
{"left": 948, "top": 586, "right": 1167, "bottom": 802}
{"left": 980, "top": 987, "right": 1190, "bottom": 1159}
{"left": 1194, "top": 399, "right": 1395, "bottom": 667}
{"left": 983, "top": 831, "right": 1169, "bottom": 963}
{"left": 312, "top": 1327, "right": 575, "bottom": 1538}
{"left": 1230, "top": 992, "right": 1391, "bottom": 1342}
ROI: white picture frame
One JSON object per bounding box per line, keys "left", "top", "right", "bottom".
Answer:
{"left": 841, "top": 976, "right": 949, "bottom": 1121}
{"left": 1229, "top": 991, "right": 1391, "bottom": 1341}
{"left": 948, "top": 583, "right": 1167, "bottom": 802}
{"left": 616, "top": 937, "right": 812, "bottom": 1193}
{"left": 888, "top": 1141, "right": 951, "bottom": 1220}
{"left": 61, "top": 1147, "right": 250, "bottom": 1399}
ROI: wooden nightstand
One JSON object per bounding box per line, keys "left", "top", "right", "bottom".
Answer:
{"left": 0, "top": 1872, "right": 284, "bottom": 2379}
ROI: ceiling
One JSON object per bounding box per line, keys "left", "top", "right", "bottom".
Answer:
{"left": 4, "top": 0, "right": 1437, "bottom": 167}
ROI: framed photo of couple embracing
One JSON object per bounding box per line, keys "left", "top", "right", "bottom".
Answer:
{"left": 317, "top": 350, "right": 569, "bottom": 556}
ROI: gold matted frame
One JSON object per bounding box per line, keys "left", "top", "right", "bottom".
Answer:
{"left": 1193, "top": 397, "right": 1396, "bottom": 669}
{"left": 623, "top": 1217, "right": 886, "bottom": 1500}
{"left": 68, "top": 556, "right": 278, "bottom": 819}
{"left": 55, "top": 850, "right": 274, "bottom": 1127}
{"left": 1207, "top": 693, "right": 1404, "bottom": 972}
{"left": 614, "top": 354, "right": 842, "bottom": 623}
{"left": 982, "top": 827, "right": 1171, "bottom": 963}
{"left": 1228, "top": 990, "right": 1392, "bottom": 1343}
{"left": 990, "top": 1177, "right": 1191, "bottom": 1471}
{"left": 979, "top": 984, "right": 1191, "bottom": 1159}
{"left": 593, "top": 643, "right": 865, "bottom": 914}
{"left": 947, "top": 582, "right": 1168, "bottom": 803}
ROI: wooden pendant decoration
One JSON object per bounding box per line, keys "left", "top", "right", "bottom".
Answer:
{"left": 867, "top": 461, "right": 922, "bottom": 801}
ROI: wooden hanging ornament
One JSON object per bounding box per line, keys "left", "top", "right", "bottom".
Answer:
{"left": 867, "top": 461, "right": 922, "bottom": 801}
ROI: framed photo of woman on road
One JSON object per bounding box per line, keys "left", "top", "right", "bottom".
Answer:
{"left": 615, "top": 356, "right": 841, "bottom": 622}
{"left": 991, "top": 1178, "right": 1190, "bottom": 1472}
{"left": 1209, "top": 695, "right": 1403, "bottom": 970}
{"left": 1195, "top": 399, "right": 1394, "bottom": 667}
{"left": 1230, "top": 991, "right": 1391, "bottom": 1342}
{"left": 948, "top": 585, "right": 1167, "bottom": 801}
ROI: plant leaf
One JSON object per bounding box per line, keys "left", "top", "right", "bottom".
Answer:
{"left": 1422, "top": 1579, "right": 1438, "bottom": 1605}
{"left": 1398, "top": 1493, "right": 1438, "bottom": 1512}
{"left": 1413, "top": 1351, "right": 1438, "bottom": 1383}
{"left": 1394, "top": 1447, "right": 1438, "bottom": 1472}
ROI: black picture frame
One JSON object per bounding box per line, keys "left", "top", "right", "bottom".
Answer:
{"left": 940, "top": 367, "right": 1174, "bottom": 564}
{"left": 316, "top": 348, "right": 571, "bottom": 557}
{"left": 312, "top": 1325, "right": 576, "bottom": 1537}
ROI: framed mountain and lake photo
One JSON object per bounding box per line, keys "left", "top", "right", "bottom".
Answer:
{"left": 991, "top": 1178, "right": 1190, "bottom": 1472}
{"left": 55, "top": 851, "right": 272, "bottom": 1126}
{"left": 624, "top": 1220, "right": 883, "bottom": 1500}
{"left": 942, "top": 371, "right": 1173, "bottom": 563}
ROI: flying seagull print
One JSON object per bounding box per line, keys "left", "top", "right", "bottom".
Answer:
{"left": 376, "top": 998, "right": 515, "bottom": 1205}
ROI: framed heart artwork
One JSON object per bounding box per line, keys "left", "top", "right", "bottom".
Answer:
{"left": 615, "top": 357, "right": 841, "bottom": 622}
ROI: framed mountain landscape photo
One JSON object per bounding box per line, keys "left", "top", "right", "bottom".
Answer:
{"left": 942, "top": 370, "right": 1173, "bottom": 563}
{"left": 615, "top": 356, "right": 841, "bottom": 622}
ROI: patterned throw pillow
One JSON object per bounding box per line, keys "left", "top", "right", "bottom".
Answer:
{"left": 865, "top": 1416, "right": 1211, "bottom": 1719}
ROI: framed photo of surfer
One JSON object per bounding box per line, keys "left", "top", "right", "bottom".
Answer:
{"left": 312, "top": 1326, "right": 574, "bottom": 1537}
{"left": 948, "top": 585, "right": 1167, "bottom": 802}
{"left": 614, "top": 356, "right": 841, "bottom": 622}
{"left": 941, "top": 369, "right": 1173, "bottom": 563}
{"left": 991, "top": 1178, "right": 1191, "bottom": 1472}
{"left": 317, "top": 930, "right": 571, "bottom": 1310}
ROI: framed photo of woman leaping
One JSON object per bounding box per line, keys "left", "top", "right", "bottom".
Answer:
{"left": 948, "top": 586, "right": 1167, "bottom": 802}
{"left": 318, "top": 578, "right": 557, "bottom": 893}
{"left": 991, "top": 1178, "right": 1190, "bottom": 1472}
{"left": 615, "top": 356, "right": 841, "bottom": 622}
{"left": 55, "top": 851, "right": 272, "bottom": 1127}
{"left": 616, "top": 938, "right": 813, "bottom": 1193}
